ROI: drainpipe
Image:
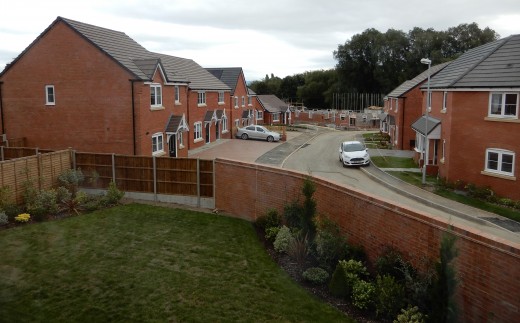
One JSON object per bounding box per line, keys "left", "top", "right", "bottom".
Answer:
{"left": 129, "top": 79, "right": 138, "bottom": 155}
{"left": 401, "top": 98, "right": 405, "bottom": 149}
{"left": 0, "top": 81, "right": 4, "bottom": 136}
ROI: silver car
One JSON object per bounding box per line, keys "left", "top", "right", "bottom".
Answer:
{"left": 339, "top": 141, "right": 370, "bottom": 167}
{"left": 236, "top": 125, "right": 281, "bottom": 142}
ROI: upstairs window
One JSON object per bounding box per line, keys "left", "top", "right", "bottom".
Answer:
{"left": 45, "top": 85, "right": 55, "bottom": 105}
{"left": 234, "top": 96, "right": 238, "bottom": 108}
{"left": 218, "top": 91, "right": 224, "bottom": 104}
{"left": 442, "top": 91, "right": 448, "bottom": 111}
{"left": 241, "top": 96, "right": 245, "bottom": 107}
{"left": 175, "top": 86, "right": 180, "bottom": 103}
{"left": 248, "top": 95, "right": 252, "bottom": 106}
{"left": 485, "top": 148, "right": 515, "bottom": 176}
{"left": 489, "top": 93, "right": 518, "bottom": 118}
{"left": 198, "top": 91, "right": 206, "bottom": 106}
{"left": 150, "top": 84, "right": 162, "bottom": 107}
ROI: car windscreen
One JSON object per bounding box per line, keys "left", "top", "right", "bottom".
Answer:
{"left": 343, "top": 143, "right": 365, "bottom": 152}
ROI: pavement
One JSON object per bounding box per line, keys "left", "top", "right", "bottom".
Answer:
{"left": 189, "top": 126, "right": 520, "bottom": 237}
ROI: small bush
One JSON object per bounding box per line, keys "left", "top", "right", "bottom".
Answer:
{"left": 394, "top": 305, "right": 427, "bottom": 323}
{"left": 314, "top": 217, "right": 349, "bottom": 271}
{"left": 256, "top": 208, "right": 281, "bottom": 230}
{"left": 55, "top": 186, "right": 72, "bottom": 203}
{"left": 329, "top": 259, "right": 368, "bottom": 298}
{"left": 376, "top": 246, "right": 405, "bottom": 281}
{"left": 287, "top": 233, "right": 308, "bottom": 265}
{"left": 273, "top": 225, "right": 294, "bottom": 253}
{"left": 265, "top": 226, "right": 280, "bottom": 243}
{"left": 0, "top": 212, "right": 8, "bottom": 225}
{"left": 346, "top": 244, "right": 367, "bottom": 263}
{"left": 375, "top": 274, "right": 406, "bottom": 319}
{"left": 352, "top": 280, "right": 375, "bottom": 310}
{"left": 15, "top": 213, "right": 31, "bottom": 223}
{"left": 1, "top": 203, "right": 22, "bottom": 222}
{"left": 329, "top": 262, "right": 349, "bottom": 298}
{"left": 302, "top": 267, "right": 329, "bottom": 285}
{"left": 283, "top": 200, "right": 303, "bottom": 229}
{"left": 102, "top": 181, "right": 125, "bottom": 206}
{"left": 27, "top": 189, "right": 59, "bottom": 221}
{"left": 498, "top": 198, "right": 515, "bottom": 208}
{"left": 81, "top": 194, "right": 105, "bottom": 213}
{"left": 58, "top": 168, "right": 85, "bottom": 196}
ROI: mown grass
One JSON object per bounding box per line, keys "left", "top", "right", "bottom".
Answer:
{"left": 0, "top": 204, "right": 351, "bottom": 322}
{"left": 371, "top": 156, "right": 418, "bottom": 168}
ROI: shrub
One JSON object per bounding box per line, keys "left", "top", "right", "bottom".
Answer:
{"left": 27, "top": 189, "right": 59, "bottom": 221}
{"left": 0, "top": 212, "right": 8, "bottom": 225}
{"left": 283, "top": 200, "right": 303, "bottom": 229}
{"left": 352, "top": 280, "right": 375, "bottom": 310}
{"left": 287, "top": 233, "right": 309, "bottom": 265}
{"left": 273, "top": 226, "right": 294, "bottom": 253}
{"left": 329, "top": 259, "right": 368, "bottom": 298}
{"left": 314, "top": 217, "right": 349, "bottom": 271}
{"left": 265, "top": 226, "right": 280, "bottom": 243}
{"left": 55, "top": 186, "right": 72, "bottom": 203}
{"left": 399, "top": 257, "right": 433, "bottom": 313}
{"left": 301, "top": 177, "right": 317, "bottom": 240}
{"left": 498, "top": 198, "right": 515, "bottom": 208}
{"left": 302, "top": 267, "right": 329, "bottom": 285}
{"left": 1, "top": 203, "right": 22, "bottom": 222}
{"left": 374, "top": 274, "right": 406, "bottom": 319}
{"left": 376, "top": 246, "right": 405, "bottom": 281}
{"left": 394, "top": 305, "right": 427, "bottom": 323}
{"left": 81, "top": 194, "right": 105, "bottom": 212}
{"left": 256, "top": 208, "right": 281, "bottom": 230}
{"left": 15, "top": 213, "right": 31, "bottom": 223}
{"left": 102, "top": 181, "right": 125, "bottom": 206}
{"left": 58, "top": 168, "right": 84, "bottom": 197}
{"left": 346, "top": 244, "right": 367, "bottom": 263}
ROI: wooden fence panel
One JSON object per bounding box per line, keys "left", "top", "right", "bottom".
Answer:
{"left": 199, "top": 160, "right": 214, "bottom": 197}
{"left": 0, "top": 150, "right": 72, "bottom": 204}
{"left": 76, "top": 153, "right": 114, "bottom": 189}
{"left": 114, "top": 155, "right": 154, "bottom": 193}
{"left": 156, "top": 158, "right": 198, "bottom": 196}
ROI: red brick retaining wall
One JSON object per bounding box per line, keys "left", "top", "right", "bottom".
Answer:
{"left": 215, "top": 159, "right": 520, "bottom": 322}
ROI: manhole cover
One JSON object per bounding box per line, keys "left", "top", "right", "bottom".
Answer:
{"left": 483, "top": 217, "right": 520, "bottom": 232}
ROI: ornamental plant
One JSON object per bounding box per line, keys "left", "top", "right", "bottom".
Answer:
{"left": 15, "top": 213, "right": 31, "bottom": 223}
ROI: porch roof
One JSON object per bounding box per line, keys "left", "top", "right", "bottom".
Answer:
{"left": 411, "top": 115, "right": 441, "bottom": 136}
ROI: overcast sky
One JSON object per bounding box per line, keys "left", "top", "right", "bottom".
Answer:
{"left": 1, "top": 0, "right": 519, "bottom": 81}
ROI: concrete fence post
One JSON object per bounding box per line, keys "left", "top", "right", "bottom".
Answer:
{"left": 197, "top": 158, "right": 200, "bottom": 208}
{"left": 153, "top": 156, "right": 157, "bottom": 202}
{"left": 111, "top": 153, "right": 116, "bottom": 184}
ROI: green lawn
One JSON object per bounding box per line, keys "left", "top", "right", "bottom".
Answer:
{"left": 371, "top": 156, "right": 418, "bottom": 168}
{"left": 0, "top": 204, "right": 351, "bottom": 322}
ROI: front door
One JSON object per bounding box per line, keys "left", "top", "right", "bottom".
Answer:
{"left": 215, "top": 121, "right": 220, "bottom": 140}
{"left": 205, "top": 123, "right": 210, "bottom": 143}
{"left": 169, "top": 135, "right": 177, "bottom": 157}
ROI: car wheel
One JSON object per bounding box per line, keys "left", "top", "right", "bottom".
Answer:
{"left": 241, "top": 133, "right": 248, "bottom": 140}
{"left": 267, "top": 136, "right": 274, "bottom": 142}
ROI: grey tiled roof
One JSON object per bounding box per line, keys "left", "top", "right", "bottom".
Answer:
{"left": 206, "top": 68, "right": 244, "bottom": 95}
{"left": 257, "top": 95, "right": 288, "bottom": 113}
{"left": 1, "top": 16, "right": 231, "bottom": 91}
{"left": 248, "top": 88, "right": 257, "bottom": 96}
{"left": 427, "top": 35, "right": 520, "bottom": 89}
{"left": 386, "top": 62, "right": 450, "bottom": 98}
{"left": 411, "top": 115, "right": 441, "bottom": 135}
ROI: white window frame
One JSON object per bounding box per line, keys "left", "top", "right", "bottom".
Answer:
{"left": 248, "top": 95, "right": 252, "bottom": 106}
{"left": 45, "top": 85, "right": 55, "bottom": 105}
{"left": 194, "top": 122, "right": 202, "bottom": 141}
{"left": 175, "top": 85, "right": 180, "bottom": 104}
{"left": 150, "top": 84, "right": 162, "bottom": 108}
{"left": 222, "top": 116, "right": 228, "bottom": 132}
{"left": 178, "top": 131, "right": 184, "bottom": 148}
{"left": 256, "top": 110, "right": 263, "bottom": 120}
{"left": 241, "top": 96, "right": 245, "bottom": 107}
{"left": 489, "top": 92, "right": 518, "bottom": 118}
{"left": 234, "top": 96, "right": 238, "bottom": 108}
{"left": 218, "top": 91, "right": 225, "bottom": 104}
{"left": 394, "top": 98, "right": 398, "bottom": 112}
{"left": 152, "top": 133, "right": 164, "bottom": 155}
{"left": 272, "top": 113, "right": 280, "bottom": 122}
{"left": 485, "top": 148, "right": 515, "bottom": 176}
{"left": 198, "top": 91, "right": 206, "bottom": 106}
{"left": 442, "top": 91, "right": 448, "bottom": 112}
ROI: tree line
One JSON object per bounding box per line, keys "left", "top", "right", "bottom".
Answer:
{"left": 249, "top": 23, "right": 499, "bottom": 110}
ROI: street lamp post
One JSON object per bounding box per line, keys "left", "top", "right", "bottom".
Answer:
{"left": 421, "top": 58, "right": 432, "bottom": 185}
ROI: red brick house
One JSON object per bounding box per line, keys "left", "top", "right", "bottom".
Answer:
{"left": 412, "top": 34, "right": 520, "bottom": 199}
{"left": 382, "top": 62, "right": 449, "bottom": 150}
{"left": 0, "top": 17, "right": 231, "bottom": 157}
{"left": 206, "top": 68, "right": 261, "bottom": 135}
{"left": 256, "top": 95, "right": 292, "bottom": 125}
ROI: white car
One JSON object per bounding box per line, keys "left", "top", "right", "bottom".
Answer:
{"left": 236, "top": 125, "right": 281, "bottom": 142}
{"left": 339, "top": 141, "right": 370, "bottom": 167}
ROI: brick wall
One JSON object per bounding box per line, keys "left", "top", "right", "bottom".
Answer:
{"left": 215, "top": 159, "right": 520, "bottom": 322}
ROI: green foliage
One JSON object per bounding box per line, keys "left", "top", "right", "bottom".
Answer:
{"left": 283, "top": 200, "right": 303, "bottom": 229}
{"left": 301, "top": 177, "right": 317, "bottom": 240}
{"left": 55, "top": 186, "right": 72, "bottom": 203}
{"left": 273, "top": 225, "right": 294, "bottom": 254}
{"left": 302, "top": 267, "right": 329, "bottom": 285}
{"left": 394, "top": 305, "right": 427, "bottom": 323}
{"left": 27, "top": 189, "right": 59, "bottom": 221}
{"left": 265, "top": 226, "right": 280, "bottom": 243}
{"left": 328, "top": 259, "right": 368, "bottom": 298}
{"left": 0, "top": 186, "right": 19, "bottom": 222}
{"left": 374, "top": 274, "right": 406, "bottom": 319}
{"left": 0, "top": 211, "right": 8, "bottom": 225}
{"left": 376, "top": 246, "right": 406, "bottom": 281}
{"left": 399, "top": 257, "right": 433, "bottom": 313}
{"left": 287, "top": 233, "right": 309, "bottom": 265}
{"left": 429, "top": 231, "right": 459, "bottom": 323}
{"left": 346, "top": 244, "right": 367, "bottom": 263}
{"left": 464, "top": 183, "right": 496, "bottom": 202}
{"left": 58, "top": 168, "right": 85, "bottom": 197}
{"left": 255, "top": 208, "right": 281, "bottom": 230}
{"left": 352, "top": 280, "right": 375, "bottom": 310}
{"left": 102, "top": 181, "right": 125, "bottom": 206}
{"left": 314, "top": 217, "right": 349, "bottom": 271}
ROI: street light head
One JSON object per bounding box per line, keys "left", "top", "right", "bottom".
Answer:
{"left": 421, "top": 58, "right": 432, "bottom": 65}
